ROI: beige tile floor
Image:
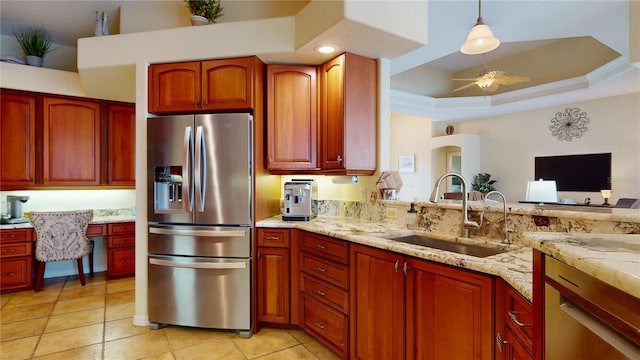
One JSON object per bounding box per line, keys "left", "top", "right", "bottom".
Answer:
{"left": 0, "top": 273, "right": 342, "bottom": 360}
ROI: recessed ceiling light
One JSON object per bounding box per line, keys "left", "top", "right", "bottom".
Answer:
{"left": 315, "top": 45, "right": 336, "bottom": 54}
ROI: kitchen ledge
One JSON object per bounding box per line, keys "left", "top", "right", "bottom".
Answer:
{"left": 257, "top": 216, "right": 534, "bottom": 301}
{"left": 526, "top": 232, "right": 640, "bottom": 299}
{"left": 0, "top": 210, "right": 135, "bottom": 230}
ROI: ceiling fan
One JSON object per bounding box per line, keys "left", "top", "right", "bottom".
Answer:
{"left": 452, "top": 66, "right": 530, "bottom": 93}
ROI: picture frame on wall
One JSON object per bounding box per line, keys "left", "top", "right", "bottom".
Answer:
{"left": 399, "top": 154, "right": 415, "bottom": 173}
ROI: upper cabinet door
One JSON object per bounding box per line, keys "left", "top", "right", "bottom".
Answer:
{"left": 320, "top": 53, "right": 377, "bottom": 175}
{"left": 149, "top": 62, "right": 201, "bottom": 114}
{"left": 201, "top": 57, "right": 254, "bottom": 111}
{"left": 266, "top": 65, "right": 318, "bottom": 171}
{"left": 107, "top": 104, "right": 135, "bottom": 186}
{"left": 0, "top": 92, "right": 36, "bottom": 190}
{"left": 42, "top": 97, "right": 102, "bottom": 186}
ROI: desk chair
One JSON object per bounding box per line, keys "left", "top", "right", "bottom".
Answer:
{"left": 29, "top": 210, "right": 94, "bottom": 292}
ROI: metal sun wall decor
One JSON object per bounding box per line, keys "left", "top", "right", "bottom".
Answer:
{"left": 549, "top": 107, "right": 590, "bottom": 141}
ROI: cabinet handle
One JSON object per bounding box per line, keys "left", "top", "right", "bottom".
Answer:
{"left": 508, "top": 311, "right": 532, "bottom": 327}
{"left": 394, "top": 260, "right": 399, "bottom": 272}
{"left": 2, "top": 249, "right": 17, "bottom": 254}
{"left": 257, "top": 251, "right": 261, "bottom": 258}
{"left": 315, "top": 289, "right": 326, "bottom": 297}
{"left": 314, "top": 320, "right": 326, "bottom": 329}
{"left": 495, "top": 332, "right": 509, "bottom": 352}
{"left": 315, "top": 266, "right": 326, "bottom": 273}
{"left": 266, "top": 236, "right": 280, "bottom": 240}
{"left": 1, "top": 272, "right": 17, "bottom": 277}
{"left": 2, "top": 234, "right": 16, "bottom": 239}
{"left": 336, "top": 155, "right": 342, "bottom": 164}
{"left": 403, "top": 262, "right": 409, "bottom": 276}
{"left": 316, "top": 244, "right": 326, "bottom": 250}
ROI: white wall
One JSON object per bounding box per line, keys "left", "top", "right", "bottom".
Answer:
{"left": 0, "top": 34, "right": 78, "bottom": 72}
{"left": 390, "top": 112, "right": 432, "bottom": 201}
{"left": 453, "top": 92, "right": 640, "bottom": 203}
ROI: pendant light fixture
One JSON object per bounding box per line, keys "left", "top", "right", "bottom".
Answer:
{"left": 460, "top": 0, "right": 500, "bottom": 55}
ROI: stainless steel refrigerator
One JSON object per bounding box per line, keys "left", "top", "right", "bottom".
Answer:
{"left": 147, "top": 113, "right": 253, "bottom": 337}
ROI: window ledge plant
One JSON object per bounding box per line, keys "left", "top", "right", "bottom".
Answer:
{"left": 13, "top": 27, "right": 52, "bottom": 66}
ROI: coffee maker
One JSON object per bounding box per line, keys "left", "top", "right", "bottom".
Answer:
{"left": 1, "top": 195, "right": 30, "bottom": 224}
{"left": 283, "top": 179, "right": 317, "bottom": 221}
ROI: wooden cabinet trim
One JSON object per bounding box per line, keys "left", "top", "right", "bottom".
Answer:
{"left": 257, "top": 228, "right": 290, "bottom": 248}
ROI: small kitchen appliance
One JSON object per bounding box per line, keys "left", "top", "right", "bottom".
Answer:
{"left": 283, "top": 179, "right": 317, "bottom": 221}
{"left": 1, "top": 195, "right": 30, "bottom": 224}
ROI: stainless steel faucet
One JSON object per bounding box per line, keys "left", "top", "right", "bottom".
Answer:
{"left": 481, "top": 190, "right": 513, "bottom": 244}
{"left": 429, "top": 172, "right": 479, "bottom": 238}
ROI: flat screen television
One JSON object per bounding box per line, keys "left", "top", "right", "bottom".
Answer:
{"left": 534, "top": 153, "right": 611, "bottom": 192}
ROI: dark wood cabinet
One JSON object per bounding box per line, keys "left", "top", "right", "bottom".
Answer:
{"left": 0, "top": 229, "right": 34, "bottom": 292}
{"left": 266, "top": 64, "right": 318, "bottom": 171}
{"left": 0, "top": 91, "right": 36, "bottom": 190}
{"left": 42, "top": 97, "right": 102, "bottom": 186}
{"left": 149, "top": 56, "right": 259, "bottom": 114}
{"left": 350, "top": 243, "right": 494, "bottom": 360}
{"left": 106, "top": 222, "right": 135, "bottom": 279}
{"left": 320, "top": 53, "right": 377, "bottom": 175}
{"left": 350, "top": 243, "right": 405, "bottom": 360}
{"left": 257, "top": 228, "right": 291, "bottom": 324}
{"left": 106, "top": 104, "right": 135, "bottom": 186}
{"left": 496, "top": 280, "right": 534, "bottom": 360}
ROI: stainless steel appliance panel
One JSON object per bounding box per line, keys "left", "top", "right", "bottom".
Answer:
{"left": 148, "top": 254, "right": 251, "bottom": 330}
{"left": 194, "top": 113, "right": 252, "bottom": 225}
{"left": 148, "top": 225, "right": 251, "bottom": 258}
{"left": 147, "top": 115, "right": 195, "bottom": 224}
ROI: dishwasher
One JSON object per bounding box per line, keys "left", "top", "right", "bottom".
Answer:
{"left": 544, "top": 256, "right": 640, "bottom": 359}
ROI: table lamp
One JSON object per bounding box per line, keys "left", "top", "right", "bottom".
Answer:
{"left": 600, "top": 190, "right": 611, "bottom": 206}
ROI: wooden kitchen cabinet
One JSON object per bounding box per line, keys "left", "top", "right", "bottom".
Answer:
{"left": 350, "top": 244, "right": 405, "bottom": 360}
{"left": 42, "top": 97, "right": 102, "bottom": 186}
{"left": 350, "top": 243, "right": 494, "bottom": 360}
{"left": 257, "top": 228, "right": 291, "bottom": 324}
{"left": 0, "top": 229, "right": 34, "bottom": 292}
{"left": 405, "top": 257, "right": 494, "bottom": 360}
{"left": 495, "top": 280, "right": 533, "bottom": 360}
{"left": 107, "top": 104, "right": 135, "bottom": 186}
{"left": 107, "top": 222, "right": 135, "bottom": 279}
{"left": 0, "top": 91, "right": 36, "bottom": 190}
{"left": 299, "top": 230, "right": 350, "bottom": 358}
{"left": 320, "top": 52, "right": 377, "bottom": 175}
{"left": 266, "top": 64, "right": 318, "bottom": 172}
{"left": 148, "top": 56, "right": 259, "bottom": 114}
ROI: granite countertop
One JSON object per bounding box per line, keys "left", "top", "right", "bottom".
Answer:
{"left": 0, "top": 213, "right": 135, "bottom": 230}
{"left": 526, "top": 232, "right": 640, "bottom": 299}
{"left": 258, "top": 216, "right": 534, "bottom": 301}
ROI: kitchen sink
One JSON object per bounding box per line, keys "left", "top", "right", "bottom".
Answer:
{"left": 389, "top": 235, "right": 508, "bottom": 258}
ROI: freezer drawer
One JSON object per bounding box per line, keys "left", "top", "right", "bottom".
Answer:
{"left": 148, "top": 225, "right": 251, "bottom": 257}
{"left": 148, "top": 255, "right": 251, "bottom": 333}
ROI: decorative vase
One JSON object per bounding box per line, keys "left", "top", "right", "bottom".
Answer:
{"left": 26, "top": 55, "right": 43, "bottom": 67}
{"left": 191, "top": 15, "right": 209, "bottom": 26}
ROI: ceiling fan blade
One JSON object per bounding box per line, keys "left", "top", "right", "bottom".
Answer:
{"left": 493, "top": 75, "right": 530, "bottom": 85}
{"left": 452, "top": 78, "right": 481, "bottom": 81}
{"left": 452, "top": 82, "right": 478, "bottom": 92}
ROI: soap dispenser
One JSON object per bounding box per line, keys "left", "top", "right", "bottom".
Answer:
{"left": 406, "top": 203, "right": 418, "bottom": 230}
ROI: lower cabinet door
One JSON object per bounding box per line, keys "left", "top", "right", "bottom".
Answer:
{"left": 504, "top": 328, "right": 533, "bottom": 360}
{"left": 257, "top": 247, "right": 290, "bottom": 324}
{"left": 108, "top": 247, "right": 135, "bottom": 278}
{"left": 301, "top": 294, "right": 348, "bottom": 358}
{"left": 0, "top": 257, "right": 32, "bottom": 291}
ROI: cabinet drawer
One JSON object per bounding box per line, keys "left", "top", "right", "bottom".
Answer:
{"left": 300, "top": 252, "right": 348, "bottom": 289}
{"left": 257, "top": 228, "right": 290, "bottom": 248}
{"left": 300, "top": 232, "right": 348, "bottom": 264}
{"left": 86, "top": 224, "right": 107, "bottom": 237}
{"left": 505, "top": 286, "right": 533, "bottom": 353}
{"left": 301, "top": 273, "right": 349, "bottom": 314}
{"left": 108, "top": 248, "right": 135, "bottom": 278}
{"left": 0, "top": 257, "right": 32, "bottom": 290}
{"left": 301, "top": 294, "right": 348, "bottom": 358}
{"left": 0, "top": 243, "right": 31, "bottom": 258}
{"left": 108, "top": 235, "right": 135, "bottom": 248}
{"left": 108, "top": 222, "right": 135, "bottom": 235}
{"left": 0, "top": 229, "right": 32, "bottom": 243}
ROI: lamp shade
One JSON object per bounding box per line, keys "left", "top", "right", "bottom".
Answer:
{"left": 460, "top": 24, "right": 500, "bottom": 55}
{"left": 526, "top": 180, "right": 557, "bottom": 203}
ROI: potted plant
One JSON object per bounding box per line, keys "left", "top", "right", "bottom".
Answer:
{"left": 13, "top": 27, "right": 52, "bottom": 67}
{"left": 184, "top": 0, "right": 224, "bottom": 25}
{"left": 472, "top": 173, "right": 497, "bottom": 193}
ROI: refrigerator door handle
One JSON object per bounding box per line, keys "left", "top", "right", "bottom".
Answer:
{"left": 183, "top": 126, "right": 194, "bottom": 211}
{"left": 150, "top": 258, "right": 247, "bottom": 270}
{"left": 195, "top": 125, "right": 206, "bottom": 212}
{"left": 149, "top": 227, "right": 247, "bottom": 238}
